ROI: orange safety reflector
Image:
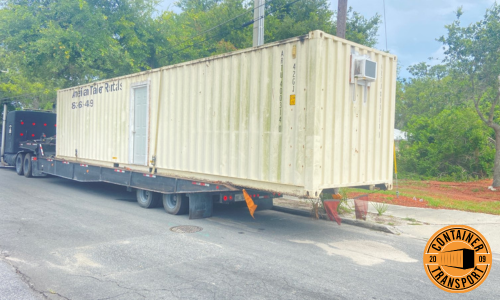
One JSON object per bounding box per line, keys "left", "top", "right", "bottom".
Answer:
{"left": 323, "top": 200, "right": 341, "bottom": 225}
{"left": 242, "top": 189, "right": 257, "bottom": 219}
{"left": 353, "top": 194, "right": 369, "bottom": 220}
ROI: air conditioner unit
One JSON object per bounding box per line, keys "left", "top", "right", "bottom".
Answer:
{"left": 354, "top": 58, "right": 377, "bottom": 82}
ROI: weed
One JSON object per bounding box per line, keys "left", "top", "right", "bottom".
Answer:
{"left": 472, "top": 188, "right": 479, "bottom": 192}
{"left": 388, "top": 222, "right": 395, "bottom": 226}
{"left": 337, "top": 188, "right": 354, "bottom": 214}
{"left": 309, "top": 199, "right": 323, "bottom": 219}
{"left": 321, "top": 189, "right": 353, "bottom": 215}
{"left": 372, "top": 202, "right": 388, "bottom": 216}
{"left": 403, "top": 217, "right": 418, "bottom": 222}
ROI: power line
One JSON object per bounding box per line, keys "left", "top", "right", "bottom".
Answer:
{"left": 186, "top": 0, "right": 272, "bottom": 42}
{"left": 242, "top": 0, "right": 302, "bottom": 28}
{"left": 160, "top": 0, "right": 303, "bottom": 61}
{"left": 159, "top": 0, "right": 277, "bottom": 60}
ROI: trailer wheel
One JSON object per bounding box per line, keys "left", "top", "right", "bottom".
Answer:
{"left": 15, "top": 153, "right": 25, "bottom": 176}
{"left": 163, "top": 194, "right": 189, "bottom": 215}
{"left": 136, "top": 189, "right": 161, "bottom": 208}
{"left": 23, "top": 153, "right": 33, "bottom": 178}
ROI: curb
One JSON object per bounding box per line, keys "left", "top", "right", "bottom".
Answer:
{"left": 272, "top": 206, "right": 399, "bottom": 234}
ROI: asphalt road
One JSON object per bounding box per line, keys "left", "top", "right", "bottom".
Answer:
{"left": 0, "top": 168, "right": 498, "bottom": 299}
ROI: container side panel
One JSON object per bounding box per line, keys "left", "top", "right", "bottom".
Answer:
{"left": 56, "top": 31, "right": 396, "bottom": 197}
{"left": 316, "top": 32, "right": 396, "bottom": 190}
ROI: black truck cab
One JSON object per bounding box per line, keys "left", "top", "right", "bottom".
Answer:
{"left": 1, "top": 110, "right": 56, "bottom": 166}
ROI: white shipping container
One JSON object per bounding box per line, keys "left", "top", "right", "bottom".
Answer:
{"left": 56, "top": 30, "right": 397, "bottom": 198}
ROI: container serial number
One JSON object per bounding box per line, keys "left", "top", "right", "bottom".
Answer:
{"left": 72, "top": 100, "right": 93, "bottom": 109}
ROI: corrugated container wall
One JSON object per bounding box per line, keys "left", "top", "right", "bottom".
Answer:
{"left": 56, "top": 31, "right": 397, "bottom": 198}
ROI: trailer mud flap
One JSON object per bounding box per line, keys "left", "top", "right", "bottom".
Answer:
{"left": 40, "top": 158, "right": 56, "bottom": 174}
{"left": 188, "top": 194, "right": 213, "bottom": 219}
{"left": 32, "top": 159, "right": 46, "bottom": 177}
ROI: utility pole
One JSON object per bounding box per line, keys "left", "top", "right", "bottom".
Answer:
{"left": 336, "top": 0, "right": 348, "bottom": 39}
{"left": 253, "top": 0, "right": 265, "bottom": 47}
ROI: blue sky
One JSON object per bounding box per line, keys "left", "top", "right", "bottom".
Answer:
{"left": 157, "top": 0, "right": 497, "bottom": 78}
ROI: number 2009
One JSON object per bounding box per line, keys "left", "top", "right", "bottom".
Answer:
{"left": 72, "top": 100, "right": 93, "bottom": 109}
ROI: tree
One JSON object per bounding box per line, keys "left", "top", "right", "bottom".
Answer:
{"left": 0, "top": 0, "right": 381, "bottom": 109}
{"left": 438, "top": 4, "right": 500, "bottom": 185}
{"left": 399, "top": 107, "right": 495, "bottom": 180}
{"left": 396, "top": 62, "right": 464, "bottom": 129}
{"left": 159, "top": 0, "right": 381, "bottom": 65}
{"left": 0, "top": 0, "right": 159, "bottom": 89}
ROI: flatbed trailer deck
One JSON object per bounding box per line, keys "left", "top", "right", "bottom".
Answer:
{"left": 17, "top": 137, "right": 279, "bottom": 219}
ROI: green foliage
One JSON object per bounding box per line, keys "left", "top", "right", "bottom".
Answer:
{"left": 0, "top": 0, "right": 159, "bottom": 87}
{"left": 398, "top": 107, "right": 495, "bottom": 180}
{"left": 439, "top": 4, "right": 500, "bottom": 93}
{"left": 0, "top": 0, "right": 380, "bottom": 109}
{"left": 265, "top": 4, "right": 380, "bottom": 47}
{"left": 371, "top": 202, "right": 388, "bottom": 216}
{"left": 161, "top": 0, "right": 380, "bottom": 65}
{"left": 397, "top": 4, "right": 500, "bottom": 181}
{"left": 396, "top": 63, "right": 467, "bottom": 129}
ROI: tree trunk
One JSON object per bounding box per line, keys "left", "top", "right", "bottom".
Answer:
{"left": 493, "top": 128, "right": 500, "bottom": 187}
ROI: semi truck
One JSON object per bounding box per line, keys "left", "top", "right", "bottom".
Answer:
{"left": 1, "top": 30, "right": 397, "bottom": 219}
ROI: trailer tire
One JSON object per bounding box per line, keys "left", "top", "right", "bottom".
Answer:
{"left": 163, "top": 194, "right": 189, "bottom": 215}
{"left": 15, "top": 153, "right": 25, "bottom": 176}
{"left": 23, "top": 153, "right": 33, "bottom": 178}
{"left": 136, "top": 189, "right": 161, "bottom": 208}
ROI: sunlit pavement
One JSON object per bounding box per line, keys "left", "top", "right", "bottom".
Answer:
{"left": 1, "top": 168, "right": 499, "bottom": 299}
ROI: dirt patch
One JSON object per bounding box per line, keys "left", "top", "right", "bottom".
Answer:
{"left": 348, "top": 192, "right": 430, "bottom": 208}
{"left": 346, "top": 179, "right": 500, "bottom": 211}
{"left": 412, "top": 180, "right": 500, "bottom": 202}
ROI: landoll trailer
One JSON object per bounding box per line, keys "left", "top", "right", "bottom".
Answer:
{"left": 1, "top": 30, "right": 397, "bottom": 219}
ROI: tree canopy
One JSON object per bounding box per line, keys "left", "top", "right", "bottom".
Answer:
{"left": 397, "top": 4, "right": 500, "bottom": 182}
{"left": 0, "top": 0, "right": 381, "bottom": 108}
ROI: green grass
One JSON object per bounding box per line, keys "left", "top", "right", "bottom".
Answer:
{"left": 343, "top": 186, "right": 500, "bottom": 215}
{"left": 425, "top": 197, "right": 500, "bottom": 215}
{"left": 403, "top": 217, "right": 418, "bottom": 222}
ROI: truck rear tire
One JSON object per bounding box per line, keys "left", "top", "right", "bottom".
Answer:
{"left": 136, "top": 189, "right": 161, "bottom": 208}
{"left": 15, "top": 153, "right": 25, "bottom": 176}
{"left": 23, "top": 153, "right": 33, "bottom": 178}
{"left": 163, "top": 194, "right": 189, "bottom": 215}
